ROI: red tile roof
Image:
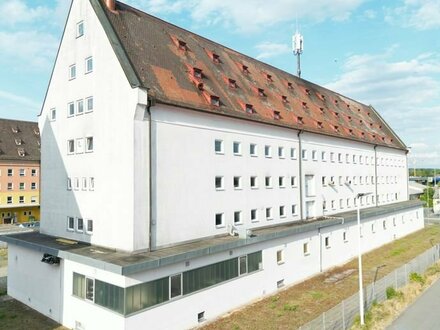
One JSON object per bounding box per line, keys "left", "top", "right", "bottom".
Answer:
{"left": 97, "top": 0, "right": 406, "bottom": 150}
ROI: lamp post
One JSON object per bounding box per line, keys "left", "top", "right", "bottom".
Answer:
{"left": 357, "top": 192, "right": 372, "bottom": 325}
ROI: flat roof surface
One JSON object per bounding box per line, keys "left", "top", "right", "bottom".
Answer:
{"left": 0, "top": 200, "right": 423, "bottom": 275}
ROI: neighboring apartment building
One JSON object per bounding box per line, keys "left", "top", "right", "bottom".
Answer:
{"left": 0, "top": 119, "right": 40, "bottom": 224}
{"left": 0, "top": 1, "right": 423, "bottom": 329}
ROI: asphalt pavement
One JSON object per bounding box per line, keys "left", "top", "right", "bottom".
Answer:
{"left": 388, "top": 279, "right": 440, "bottom": 330}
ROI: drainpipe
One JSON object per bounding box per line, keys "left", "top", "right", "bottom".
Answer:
{"left": 298, "top": 130, "right": 304, "bottom": 220}
{"left": 147, "top": 97, "right": 154, "bottom": 252}
{"left": 405, "top": 149, "right": 410, "bottom": 201}
{"left": 374, "top": 145, "right": 378, "bottom": 207}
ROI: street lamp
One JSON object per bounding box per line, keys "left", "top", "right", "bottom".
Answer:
{"left": 357, "top": 192, "right": 372, "bottom": 326}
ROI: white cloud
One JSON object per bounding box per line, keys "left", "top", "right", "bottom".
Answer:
{"left": 0, "top": 90, "right": 40, "bottom": 110}
{"left": 325, "top": 48, "right": 440, "bottom": 167}
{"left": 0, "top": 31, "right": 59, "bottom": 70}
{"left": 128, "top": 0, "right": 366, "bottom": 32}
{"left": 255, "top": 42, "right": 290, "bottom": 60}
{"left": 385, "top": 0, "right": 440, "bottom": 30}
{"left": 1, "top": 0, "right": 50, "bottom": 26}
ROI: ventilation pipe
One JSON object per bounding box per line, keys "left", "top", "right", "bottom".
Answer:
{"left": 104, "top": 0, "right": 117, "bottom": 13}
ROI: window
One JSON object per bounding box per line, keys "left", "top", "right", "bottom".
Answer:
{"left": 325, "top": 236, "right": 330, "bottom": 248}
{"left": 347, "top": 198, "right": 350, "bottom": 208}
{"left": 215, "top": 213, "right": 224, "bottom": 227}
{"left": 303, "top": 242, "right": 309, "bottom": 256}
{"left": 278, "top": 147, "right": 285, "bottom": 158}
{"left": 250, "top": 143, "right": 257, "bottom": 156}
{"left": 87, "top": 219, "right": 93, "bottom": 234}
{"left": 346, "top": 154, "right": 350, "bottom": 163}
{"left": 89, "top": 177, "right": 95, "bottom": 191}
{"left": 359, "top": 155, "right": 363, "bottom": 164}
{"left": 233, "top": 142, "right": 241, "bottom": 155}
{"left": 76, "top": 99, "right": 84, "bottom": 115}
{"left": 338, "top": 153, "right": 342, "bottom": 162}
{"left": 383, "top": 220, "right": 387, "bottom": 230}
{"left": 312, "top": 150, "right": 317, "bottom": 161}
{"left": 339, "top": 176, "right": 343, "bottom": 186}
{"left": 372, "top": 223, "right": 375, "bottom": 233}
{"left": 276, "top": 250, "right": 284, "bottom": 264}
{"left": 266, "top": 207, "right": 273, "bottom": 220}
{"left": 76, "top": 21, "right": 84, "bottom": 37}
{"left": 19, "top": 169, "right": 25, "bottom": 177}
{"left": 85, "top": 57, "right": 93, "bottom": 74}
{"left": 19, "top": 183, "right": 25, "bottom": 190}
{"left": 19, "top": 196, "right": 24, "bottom": 204}
{"left": 321, "top": 151, "right": 326, "bottom": 161}
{"left": 31, "top": 169, "right": 37, "bottom": 177}
{"left": 76, "top": 138, "right": 84, "bottom": 154}
{"left": 291, "top": 204, "right": 297, "bottom": 215}
{"left": 323, "top": 200, "right": 327, "bottom": 211}
{"left": 82, "top": 177, "right": 88, "bottom": 190}
{"left": 170, "top": 274, "right": 182, "bottom": 299}
{"left": 86, "top": 96, "right": 94, "bottom": 112}
{"left": 343, "top": 231, "right": 348, "bottom": 242}
{"left": 239, "top": 256, "right": 247, "bottom": 276}
{"left": 31, "top": 182, "right": 37, "bottom": 190}
{"left": 291, "top": 176, "right": 297, "bottom": 187}
{"left": 279, "top": 206, "right": 286, "bottom": 218}
{"left": 215, "top": 140, "right": 224, "bottom": 154}
{"left": 67, "top": 216, "right": 75, "bottom": 231}
{"left": 68, "top": 139, "right": 75, "bottom": 154}
{"left": 68, "top": 102, "right": 75, "bottom": 117}
{"left": 86, "top": 137, "right": 94, "bottom": 152}
{"left": 339, "top": 199, "right": 343, "bottom": 208}
{"left": 77, "top": 218, "right": 84, "bottom": 232}
{"left": 393, "top": 217, "right": 396, "bottom": 227}
{"left": 73, "top": 273, "right": 85, "bottom": 299}
{"left": 7, "top": 183, "right": 13, "bottom": 190}
{"left": 7, "top": 169, "right": 13, "bottom": 177}
{"left": 67, "top": 178, "right": 72, "bottom": 190}
{"left": 198, "top": 312, "right": 205, "bottom": 323}
{"left": 322, "top": 176, "right": 326, "bottom": 186}
{"left": 86, "top": 277, "right": 94, "bottom": 301}
{"left": 215, "top": 176, "right": 224, "bottom": 190}
{"left": 50, "top": 108, "right": 56, "bottom": 121}
{"left": 250, "top": 209, "right": 258, "bottom": 222}
{"left": 279, "top": 176, "right": 285, "bottom": 188}
{"left": 265, "top": 176, "right": 272, "bottom": 188}
{"left": 330, "top": 152, "right": 335, "bottom": 162}
{"left": 331, "top": 200, "right": 335, "bottom": 209}
{"left": 250, "top": 176, "right": 258, "bottom": 189}
{"left": 302, "top": 149, "right": 307, "bottom": 160}
{"left": 353, "top": 155, "right": 356, "bottom": 163}
{"left": 69, "top": 64, "right": 76, "bottom": 80}
{"left": 31, "top": 196, "right": 37, "bottom": 203}
{"left": 265, "top": 145, "right": 271, "bottom": 158}
{"left": 7, "top": 197, "right": 12, "bottom": 204}
{"left": 233, "top": 176, "right": 242, "bottom": 190}
{"left": 290, "top": 148, "right": 297, "bottom": 159}
{"left": 234, "top": 211, "right": 241, "bottom": 224}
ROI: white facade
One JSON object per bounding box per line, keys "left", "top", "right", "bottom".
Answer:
{"left": 3, "top": 0, "right": 424, "bottom": 330}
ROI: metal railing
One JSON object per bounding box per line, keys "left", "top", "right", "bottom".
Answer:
{"left": 299, "top": 244, "right": 440, "bottom": 330}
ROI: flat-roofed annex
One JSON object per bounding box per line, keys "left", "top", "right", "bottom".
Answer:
{"left": 91, "top": 0, "right": 405, "bottom": 150}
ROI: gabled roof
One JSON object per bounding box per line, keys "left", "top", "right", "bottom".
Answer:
{"left": 92, "top": 0, "right": 406, "bottom": 150}
{"left": 0, "top": 119, "right": 40, "bottom": 162}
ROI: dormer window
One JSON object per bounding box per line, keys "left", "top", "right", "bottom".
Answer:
{"left": 281, "top": 95, "right": 288, "bottom": 103}
{"left": 346, "top": 104, "right": 350, "bottom": 108}
{"left": 266, "top": 74, "right": 273, "bottom": 82}
{"left": 372, "top": 134, "right": 376, "bottom": 138}
{"left": 370, "top": 123, "right": 373, "bottom": 127}
{"left": 257, "top": 88, "right": 266, "bottom": 97}
{"left": 349, "top": 129, "right": 354, "bottom": 135}
{"left": 382, "top": 137, "right": 385, "bottom": 142}
{"left": 333, "top": 111, "right": 339, "bottom": 117}
{"left": 367, "top": 112, "right": 371, "bottom": 116}
{"left": 321, "top": 94, "right": 326, "bottom": 100}
{"left": 242, "top": 65, "right": 249, "bottom": 74}
{"left": 297, "top": 116, "right": 304, "bottom": 124}
{"left": 319, "top": 107, "right": 324, "bottom": 113}
{"left": 287, "top": 82, "right": 293, "bottom": 89}
{"left": 17, "top": 148, "right": 25, "bottom": 157}
{"left": 273, "top": 111, "right": 281, "bottom": 120}
{"left": 210, "top": 95, "right": 220, "bottom": 107}
{"left": 212, "top": 53, "right": 220, "bottom": 63}
{"left": 305, "top": 89, "right": 311, "bottom": 95}
{"left": 379, "top": 125, "right": 382, "bottom": 129}
{"left": 33, "top": 128, "right": 39, "bottom": 136}
{"left": 332, "top": 125, "right": 339, "bottom": 132}
{"left": 11, "top": 126, "right": 19, "bottom": 133}
{"left": 245, "top": 104, "right": 255, "bottom": 114}
{"left": 360, "top": 119, "right": 363, "bottom": 124}
{"left": 302, "top": 102, "right": 307, "bottom": 109}
{"left": 193, "top": 67, "right": 202, "bottom": 79}
{"left": 334, "top": 100, "right": 339, "bottom": 105}
{"left": 178, "top": 39, "right": 187, "bottom": 51}
{"left": 358, "top": 108, "right": 361, "bottom": 112}
{"left": 347, "top": 116, "right": 352, "bottom": 121}
{"left": 15, "top": 138, "right": 22, "bottom": 146}
{"left": 317, "top": 121, "right": 323, "bottom": 129}
{"left": 228, "top": 78, "right": 237, "bottom": 88}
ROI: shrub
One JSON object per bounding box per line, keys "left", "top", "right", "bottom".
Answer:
{"left": 283, "top": 303, "right": 298, "bottom": 312}
{"left": 409, "top": 272, "right": 425, "bottom": 285}
{"left": 386, "top": 287, "right": 402, "bottom": 300}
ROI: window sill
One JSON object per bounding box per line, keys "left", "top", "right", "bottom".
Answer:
{"left": 277, "top": 261, "right": 285, "bottom": 265}
{"left": 304, "top": 253, "right": 310, "bottom": 257}
{"left": 215, "top": 188, "right": 225, "bottom": 191}
{"left": 215, "top": 152, "right": 224, "bottom": 155}
{"left": 215, "top": 225, "right": 225, "bottom": 229}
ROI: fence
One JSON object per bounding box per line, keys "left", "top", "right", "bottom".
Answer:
{"left": 299, "top": 244, "right": 440, "bottom": 330}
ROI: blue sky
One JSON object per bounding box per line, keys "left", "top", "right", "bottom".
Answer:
{"left": 1, "top": 0, "right": 439, "bottom": 167}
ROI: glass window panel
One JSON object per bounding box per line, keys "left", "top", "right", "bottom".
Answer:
{"left": 247, "top": 251, "right": 262, "bottom": 273}
{"left": 95, "top": 280, "right": 124, "bottom": 314}
{"left": 125, "top": 277, "right": 169, "bottom": 315}
{"left": 170, "top": 274, "right": 182, "bottom": 299}
{"left": 239, "top": 256, "right": 247, "bottom": 275}
{"left": 73, "top": 272, "right": 85, "bottom": 299}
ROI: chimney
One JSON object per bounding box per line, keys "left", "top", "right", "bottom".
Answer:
{"left": 104, "top": 0, "right": 117, "bottom": 12}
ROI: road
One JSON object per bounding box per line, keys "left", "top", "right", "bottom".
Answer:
{"left": 388, "top": 279, "right": 440, "bottom": 330}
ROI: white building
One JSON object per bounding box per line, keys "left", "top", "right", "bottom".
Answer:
{"left": 1, "top": 0, "right": 423, "bottom": 329}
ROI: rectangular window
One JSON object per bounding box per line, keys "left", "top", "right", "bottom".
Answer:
{"left": 73, "top": 273, "right": 85, "bottom": 299}
{"left": 303, "top": 242, "right": 309, "bottom": 255}
{"left": 248, "top": 251, "right": 262, "bottom": 273}
{"left": 126, "top": 277, "right": 169, "bottom": 314}
{"left": 239, "top": 256, "right": 247, "bottom": 276}
{"left": 31, "top": 182, "right": 37, "bottom": 190}
{"left": 279, "top": 176, "right": 285, "bottom": 188}
{"left": 82, "top": 177, "right": 88, "bottom": 190}
{"left": 322, "top": 176, "right": 326, "bottom": 186}
{"left": 95, "top": 280, "right": 124, "bottom": 314}
{"left": 85, "top": 57, "right": 93, "bottom": 74}
{"left": 7, "top": 183, "right": 12, "bottom": 190}
{"left": 76, "top": 21, "right": 84, "bottom": 38}
{"left": 215, "top": 213, "right": 224, "bottom": 227}
{"left": 31, "top": 169, "right": 37, "bottom": 177}
{"left": 279, "top": 205, "right": 286, "bottom": 218}
{"left": 312, "top": 150, "right": 317, "bottom": 161}
{"left": 50, "top": 108, "right": 56, "bottom": 121}
{"left": 233, "top": 176, "right": 242, "bottom": 190}
{"left": 19, "top": 196, "right": 24, "bottom": 204}
{"left": 67, "top": 216, "right": 75, "bottom": 231}
{"left": 302, "top": 149, "right": 307, "bottom": 160}
{"left": 330, "top": 152, "right": 335, "bottom": 162}
{"left": 278, "top": 147, "right": 285, "bottom": 158}
{"left": 170, "top": 274, "right": 182, "bottom": 299}
{"left": 7, "top": 169, "right": 13, "bottom": 176}
{"left": 31, "top": 196, "right": 37, "bottom": 203}
{"left": 19, "top": 183, "right": 25, "bottom": 190}
{"left": 86, "top": 137, "right": 94, "bottom": 152}
{"left": 250, "top": 176, "right": 258, "bottom": 189}
{"left": 77, "top": 218, "right": 84, "bottom": 232}
{"left": 266, "top": 207, "right": 273, "bottom": 220}
{"left": 86, "top": 277, "right": 94, "bottom": 301}
{"left": 86, "top": 96, "right": 94, "bottom": 112}
{"left": 69, "top": 64, "right": 76, "bottom": 80}
{"left": 250, "top": 209, "right": 258, "bottom": 222}
{"left": 89, "top": 177, "right": 95, "bottom": 191}
{"left": 290, "top": 148, "right": 297, "bottom": 159}
{"left": 215, "top": 139, "right": 224, "bottom": 154}
{"left": 291, "top": 204, "right": 297, "bottom": 215}
{"left": 265, "top": 176, "right": 272, "bottom": 188}
{"left": 7, "top": 196, "right": 12, "bottom": 204}
{"left": 234, "top": 211, "right": 241, "bottom": 224}
{"left": 233, "top": 142, "right": 241, "bottom": 155}
{"left": 215, "top": 176, "right": 224, "bottom": 190}
{"left": 325, "top": 237, "right": 330, "bottom": 248}
{"left": 276, "top": 250, "right": 284, "bottom": 264}
{"left": 321, "top": 151, "right": 326, "bottom": 161}
{"left": 68, "top": 139, "right": 75, "bottom": 154}
{"left": 343, "top": 231, "right": 348, "bottom": 242}
{"left": 250, "top": 143, "right": 257, "bottom": 156}
{"left": 76, "top": 99, "right": 84, "bottom": 115}
{"left": 291, "top": 176, "right": 297, "bottom": 187}
{"left": 68, "top": 102, "right": 75, "bottom": 117}
{"left": 338, "top": 153, "right": 342, "bottom": 162}
{"left": 19, "top": 169, "right": 25, "bottom": 177}
{"left": 265, "top": 145, "right": 271, "bottom": 158}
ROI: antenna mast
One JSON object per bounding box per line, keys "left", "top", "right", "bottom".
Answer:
{"left": 293, "top": 28, "right": 304, "bottom": 78}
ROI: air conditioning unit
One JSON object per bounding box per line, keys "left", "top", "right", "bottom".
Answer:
{"left": 238, "top": 228, "right": 253, "bottom": 239}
